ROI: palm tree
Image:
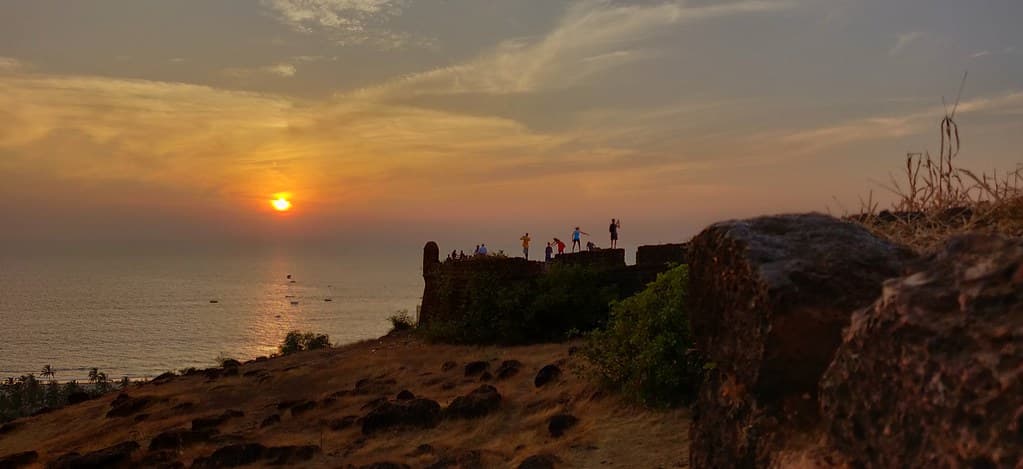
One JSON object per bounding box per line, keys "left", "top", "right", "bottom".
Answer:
{"left": 41, "top": 365, "right": 55, "bottom": 381}
{"left": 88, "top": 368, "right": 99, "bottom": 383}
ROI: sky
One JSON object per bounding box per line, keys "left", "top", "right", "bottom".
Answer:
{"left": 1, "top": 0, "right": 1021, "bottom": 254}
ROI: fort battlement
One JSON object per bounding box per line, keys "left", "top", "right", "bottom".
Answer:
{"left": 419, "top": 242, "right": 687, "bottom": 327}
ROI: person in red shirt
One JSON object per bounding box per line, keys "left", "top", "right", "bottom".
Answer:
{"left": 552, "top": 238, "right": 567, "bottom": 255}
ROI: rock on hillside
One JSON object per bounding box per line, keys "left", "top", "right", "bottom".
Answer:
{"left": 821, "top": 235, "right": 1023, "bottom": 468}
{"left": 687, "top": 213, "right": 914, "bottom": 467}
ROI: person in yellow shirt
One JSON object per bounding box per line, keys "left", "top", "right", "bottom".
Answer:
{"left": 520, "top": 233, "right": 532, "bottom": 260}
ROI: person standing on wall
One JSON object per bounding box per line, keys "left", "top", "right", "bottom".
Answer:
{"left": 545, "top": 242, "right": 554, "bottom": 262}
{"left": 609, "top": 218, "right": 621, "bottom": 249}
{"left": 520, "top": 233, "right": 532, "bottom": 260}
{"left": 552, "top": 238, "right": 566, "bottom": 256}
{"left": 571, "top": 227, "right": 589, "bottom": 252}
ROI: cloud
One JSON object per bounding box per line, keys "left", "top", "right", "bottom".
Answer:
{"left": 970, "top": 50, "right": 991, "bottom": 59}
{"left": 262, "top": 0, "right": 417, "bottom": 48}
{"left": 775, "top": 91, "right": 1023, "bottom": 153}
{"left": 357, "top": 0, "right": 797, "bottom": 98}
{"left": 0, "top": 57, "right": 25, "bottom": 72}
{"left": 222, "top": 63, "right": 299, "bottom": 79}
{"left": 889, "top": 31, "right": 923, "bottom": 56}
{"left": 265, "top": 63, "right": 298, "bottom": 77}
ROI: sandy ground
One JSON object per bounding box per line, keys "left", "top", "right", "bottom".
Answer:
{"left": 0, "top": 332, "right": 690, "bottom": 468}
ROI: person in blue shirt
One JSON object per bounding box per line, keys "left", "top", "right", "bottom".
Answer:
{"left": 571, "top": 227, "right": 589, "bottom": 252}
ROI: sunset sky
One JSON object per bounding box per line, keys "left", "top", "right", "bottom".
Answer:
{"left": 2, "top": 0, "right": 1021, "bottom": 251}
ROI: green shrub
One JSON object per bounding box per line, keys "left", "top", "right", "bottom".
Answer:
{"left": 387, "top": 310, "right": 416, "bottom": 332}
{"left": 278, "top": 331, "right": 331, "bottom": 355}
{"left": 582, "top": 264, "right": 702, "bottom": 406}
{"left": 422, "top": 264, "right": 618, "bottom": 344}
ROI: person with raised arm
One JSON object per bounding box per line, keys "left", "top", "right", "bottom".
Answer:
{"left": 571, "top": 226, "right": 589, "bottom": 252}
{"left": 609, "top": 218, "right": 621, "bottom": 249}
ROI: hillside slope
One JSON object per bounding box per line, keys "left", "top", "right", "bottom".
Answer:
{"left": 0, "top": 332, "right": 690, "bottom": 468}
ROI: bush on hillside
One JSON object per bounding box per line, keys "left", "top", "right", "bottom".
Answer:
{"left": 422, "top": 264, "right": 618, "bottom": 344}
{"left": 387, "top": 310, "right": 416, "bottom": 332}
{"left": 582, "top": 264, "right": 703, "bottom": 406}
{"left": 278, "top": 331, "right": 331, "bottom": 355}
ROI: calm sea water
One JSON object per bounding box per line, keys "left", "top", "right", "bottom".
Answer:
{"left": 0, "top": 244, "right": 423, "bottom": 381}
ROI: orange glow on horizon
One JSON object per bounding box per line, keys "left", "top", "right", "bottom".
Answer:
{"left": 271, "top": 194, "right": 292, "bottom": 212}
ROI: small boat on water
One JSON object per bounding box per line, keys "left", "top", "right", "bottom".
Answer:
{"left": 324, "top": 298, "right": 332, "bottom": 302}
{"left": 209, "top": 300, "right": 219, "bottom": 304}
{"left": 290, "top": 301, "right": 299, "bottom": 305}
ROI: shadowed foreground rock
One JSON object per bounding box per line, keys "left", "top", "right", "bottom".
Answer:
{"left": 688, "top": 213, "right": 913, "bottom": 467}
{"left": 0, "top": 451, "right": 38, "bottom": 469}
{"left": 49, "top": 441, "right": 140, "bottom": 469}
{"left": 361, "top": 398, "right": 442, "bottom": 435}
{"left": 821, "top": 235, "right": 1023, "bottom": 468}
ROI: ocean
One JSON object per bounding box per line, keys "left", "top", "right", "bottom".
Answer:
{"left": 0, "top": 243, "right": 423, "bottom": 382}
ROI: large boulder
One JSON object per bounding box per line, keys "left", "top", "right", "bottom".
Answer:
{"left": 48, "top": 441, "right": 140, "bottom": 469}
{"left": 445, "top": 385, "right": 502, "bottom": 419}
{"left": 361, "top": 398, "right": 442, "bottom": 434}
{"left": 821, "top": 235, "right": 1023, "bottom": 467}
{"left": 687, "top": 213, "right": 913, "bottom": 467}
{"left": 0, "top": 451, "right": 38, "bottom": 469}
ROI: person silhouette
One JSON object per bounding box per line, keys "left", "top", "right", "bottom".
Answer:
{"left": 520, "top": 233, "right": 531, "bottom": 260}
{"left": 552, "top": 238, "right": 566, "bottom": 255}
{"left": 609, "top": 218, "right": 621, "bottom": 249}
{"left": 545, "top": 242, "right": 554, "bottom": 262}
{"left": 571, "top": 227, "right": 589, "bottom": 252}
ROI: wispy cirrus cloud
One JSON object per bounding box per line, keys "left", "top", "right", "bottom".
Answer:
{"left": 261, "top": 0, "right": 419, "bottom": 48}
{"left": 0, "top": 57, "right": 26, "bottom": 72}
{"left": 775, "top": 91, "right": 1023, "bottom": 153}
{"left": 889, "top": 31, "right": 923, "bottom": 56}
{"left": 222, "top": 63, "right": 299, "bottom": 79}
{"left": 357, "top": 0, "right": 797, "bottom": 99}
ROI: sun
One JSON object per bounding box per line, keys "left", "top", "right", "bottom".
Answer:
{"left": 270, "top": 195, "right": 292, "bottom": 212}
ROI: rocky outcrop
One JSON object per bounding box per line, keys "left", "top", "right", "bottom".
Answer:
{"left": 548, "top": 414, "right": 579, "bottom": 437}
{"left": 48, "top": 441, "right": 139, "bottom": 469}
{"left": 463, "top": 361, "right": 489, "bottom": 377}
{"left": 495, "top": 360, "right": 522, "bottom": 380}
{"left": 518, "top": 454, "right": 558, "bottom": 469}
{"left": 445, "top": 385, "right": 501, "bottom": 419}
{"left": 191, "top": 410, "right": 243, "bottom": 431}
{"left": 0, "top": 451, "right": 38, "bottom": 469}
{"left": 106, "top": 394, "right": 159, "bottom": 418}
{"left": 821, "top": 235, "right": 1023, "bottom": 468}
{"left": 687, "top": 213, "right": 913, "bottom": 467}
{"left": 191, "top": 443, "right": 320, "bottom": 468}
{"left": 533, "top": 365, "right": 561, "bottom": 388}
{"left": 361, "top": 398, "right": 442, "bottom": 434}
{"left": 148, "top": 428, "right": 217, "bottom": 451}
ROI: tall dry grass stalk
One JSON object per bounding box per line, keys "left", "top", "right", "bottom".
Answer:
{"left": 852, "top": 96, "right": 1023, "bottom": 251}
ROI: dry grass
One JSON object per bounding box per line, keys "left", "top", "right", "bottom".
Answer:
{"left": 850, "top": 109, "right": 1023, "bottom": 251}
{"left": 0, "top": 332, "right": 690, "bottom": 468}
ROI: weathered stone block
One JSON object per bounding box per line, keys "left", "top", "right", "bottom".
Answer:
{"left": 821, "top": 235, "right": 1023, "bottom": 468}
{"left": 688, "top": 213, "right": 913, "bottom": 467}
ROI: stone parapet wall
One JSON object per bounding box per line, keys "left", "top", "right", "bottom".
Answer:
{"left": 419, "top": 244, "right": 678, "bottom": 327}
{"left": 636, "top": 243, "right": 687, "bottom": 266}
